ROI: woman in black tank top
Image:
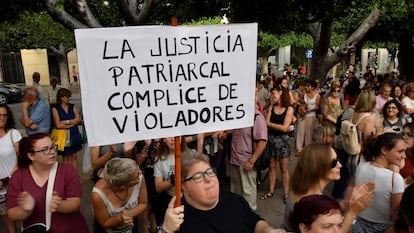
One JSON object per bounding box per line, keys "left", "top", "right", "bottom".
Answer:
{"left": 261, "top": 83, "right": 294, "bottom": 203}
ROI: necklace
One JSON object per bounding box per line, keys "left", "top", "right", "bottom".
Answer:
{"left": 371, "top": 160, "right": 385, "bottom": 168}
{"left": 111, "top": 186, "right": 129, "bottom": 205}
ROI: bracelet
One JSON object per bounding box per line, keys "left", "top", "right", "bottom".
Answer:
{"left": 156, "top": 225, "right": 168, "bottom": 233}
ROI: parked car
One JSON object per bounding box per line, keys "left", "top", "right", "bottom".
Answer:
{"left": 0, "top": 81, "right": 23, "bottom": 104}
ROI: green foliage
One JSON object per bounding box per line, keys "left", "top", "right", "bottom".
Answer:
{"left": 258, "top": 31, "right": 313, "bottom": 50}
{"left": 291, "top": 55, "right": 303, "bottom": 67}
{"left": 183, "top": 16, "right": 222, "bottom": 25}
{"left": 0, "top": 11, "right": 74, "bottom": 51}
{"left": 149, "top": 0, "right": 230, "bottom": 25}
{"left": 87, "top": 0, "right": 124, "bottom": 27}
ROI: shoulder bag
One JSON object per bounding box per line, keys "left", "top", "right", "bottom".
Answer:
{"left": 21, "top": 162, "right": 57, "bottom": 233}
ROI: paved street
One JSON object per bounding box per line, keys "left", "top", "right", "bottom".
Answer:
{"left": 2, "top": 85, "right": 303, "bottom": 232}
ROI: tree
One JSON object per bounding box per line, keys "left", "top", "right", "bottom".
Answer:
{"left": 0, "top": 11, "right": 75, "bottom": 82}
{"left": 228, "top": 0, "right": 384, "bottom": 83}
{"left": 308, "top": 9, "right": 381, "bottom": 81}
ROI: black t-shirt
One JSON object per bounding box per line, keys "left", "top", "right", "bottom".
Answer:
{"left": 180, "top": 191, "right": 263, "bottom": 233}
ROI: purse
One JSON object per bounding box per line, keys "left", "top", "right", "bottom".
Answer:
{"left": 21, "top": 162, "right": 57, "bottom": 233}
{"left": 50, "top": 129, "right": 67, "bottom": 151}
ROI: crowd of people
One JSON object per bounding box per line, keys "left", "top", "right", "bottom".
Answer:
{"left": 1, "top": 66, "right": 414, "bottom": 233}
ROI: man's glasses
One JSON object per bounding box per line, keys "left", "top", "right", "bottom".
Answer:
{"left": 31, "top": 144, "right": 58, "bottom": 155}
{"left": 331, "top": 158, "right": 340, "bottom": 168}
{"left": 183, "top": 168, "right": 217, "bottom": 183}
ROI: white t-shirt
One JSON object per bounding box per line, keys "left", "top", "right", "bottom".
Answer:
{"left": 355, "top": 162, "right": 404, "bottom": 224}
{"left": 402, "top": 96, "right": 414, "bottom": 111}
{"left": 154, "top": 154, "right": 175, "bottom": 196}
{"left": 0, "top": 129, "right": 22, "bottom": 196}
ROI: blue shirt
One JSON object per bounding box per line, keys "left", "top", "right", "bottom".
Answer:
{"left": 26, "top": 99, "right": 51, "bottom": 135}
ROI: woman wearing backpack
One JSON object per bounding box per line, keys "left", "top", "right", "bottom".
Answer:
{"left": 332, "top": 89, "right": 382, "bottom": 204}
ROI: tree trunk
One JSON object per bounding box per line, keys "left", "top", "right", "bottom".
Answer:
{"left": 387, "top": 48, "right": 397, "bottom": 73}
{"left": 308, "top": 9, "right": 381, "bottom": 84}
{"left": 398, "top": 34, "right": 414, "bottom": 82}
{"left": 261, "top": 56, "right": 269, "bottom": 76}
{"left": 308, "top": 20, "right": 332, "bottom": 81}
{"left": 51, "top": 46, "right": 70, "bottom": 87}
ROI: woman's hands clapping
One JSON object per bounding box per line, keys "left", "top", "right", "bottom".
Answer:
{"left": 18, "top": 191, "right": 35, "bottom": 212}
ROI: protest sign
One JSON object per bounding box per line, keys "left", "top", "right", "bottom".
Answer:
{"left": 75, "top": 23, "right": 258, "bottom": 146}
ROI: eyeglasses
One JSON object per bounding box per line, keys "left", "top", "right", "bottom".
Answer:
{"left": 332, "top": 89, "right": 341, "bottom": 93}
{"left": 31, "top": 144, "right": 58, "bottom": 155}
{"left": 183, "top": 168, "right": 217, "bottom": 183}
{"left": 0, "top": 113, "right": 8, "bottom": 118}
{"left": 387, "top": 106, "right": 398, "bottom": 110}
{"left": 331, "top": 158, "right": 339, "bottom": 168}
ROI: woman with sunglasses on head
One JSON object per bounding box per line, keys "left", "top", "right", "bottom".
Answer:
{"left": 282, "top": 143, "right": 373, "bottom": 232}
{"left": 91, "top": 158, "right": 148, "bottom": 233}
{"left": 262, "top": 84, "right": 294, "bottom": 203}
{"left": 52, "top": 88, "right": 83, "bottom": 171}
{"left": 0, "top": 104, "right": 22, "bottom": 233}
{"left": 352, "top": 133, "right": 406, "bottom": 233}
{"left": 321, "top": 83, "right": 343, "bottom": 143}
{"left": 6, "top": 133, "right": 88, "bottom": 233}
{"left": 159, "top": 150, "right": 287, "bottom": 233}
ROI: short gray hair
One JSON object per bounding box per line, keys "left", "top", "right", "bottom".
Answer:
{"left": 103, "top": 158, "right": 137, "bottom": 187}
{"left": 181, "top": 150, "right": 210, "bottom": 179}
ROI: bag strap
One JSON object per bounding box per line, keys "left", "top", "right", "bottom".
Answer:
{"left": 251, "top": 114, "right": 259, "bottom": 153}
{"left": 9, "top": 129, "right": 14, "bottom": 144}
{"left": 354, "top": 113, "right": 370, "bottom": 126}
{"left": 46, "top": 162, "right": 58, "bottom": 230}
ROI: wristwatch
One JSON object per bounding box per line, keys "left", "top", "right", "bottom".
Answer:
{"left": 156, "top": 225, "right": 168, "bottom": 233}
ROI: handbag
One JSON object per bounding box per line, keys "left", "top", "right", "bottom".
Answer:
{"left": 50, "top": 129, "right": 67, "bottom": 151}
{"left": 21, "top": 162, "right": 57, "bottom": 233}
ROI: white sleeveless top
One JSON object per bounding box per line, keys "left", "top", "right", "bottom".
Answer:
{"left": 305, "top": 94, "right": 318, "bottom": 117}
{"left": 92, "top": 175, "right": 142, "bottom": 233}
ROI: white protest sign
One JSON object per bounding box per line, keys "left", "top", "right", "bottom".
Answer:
{"left": 75, "top": 23, "right": 258, "bottom": 146}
